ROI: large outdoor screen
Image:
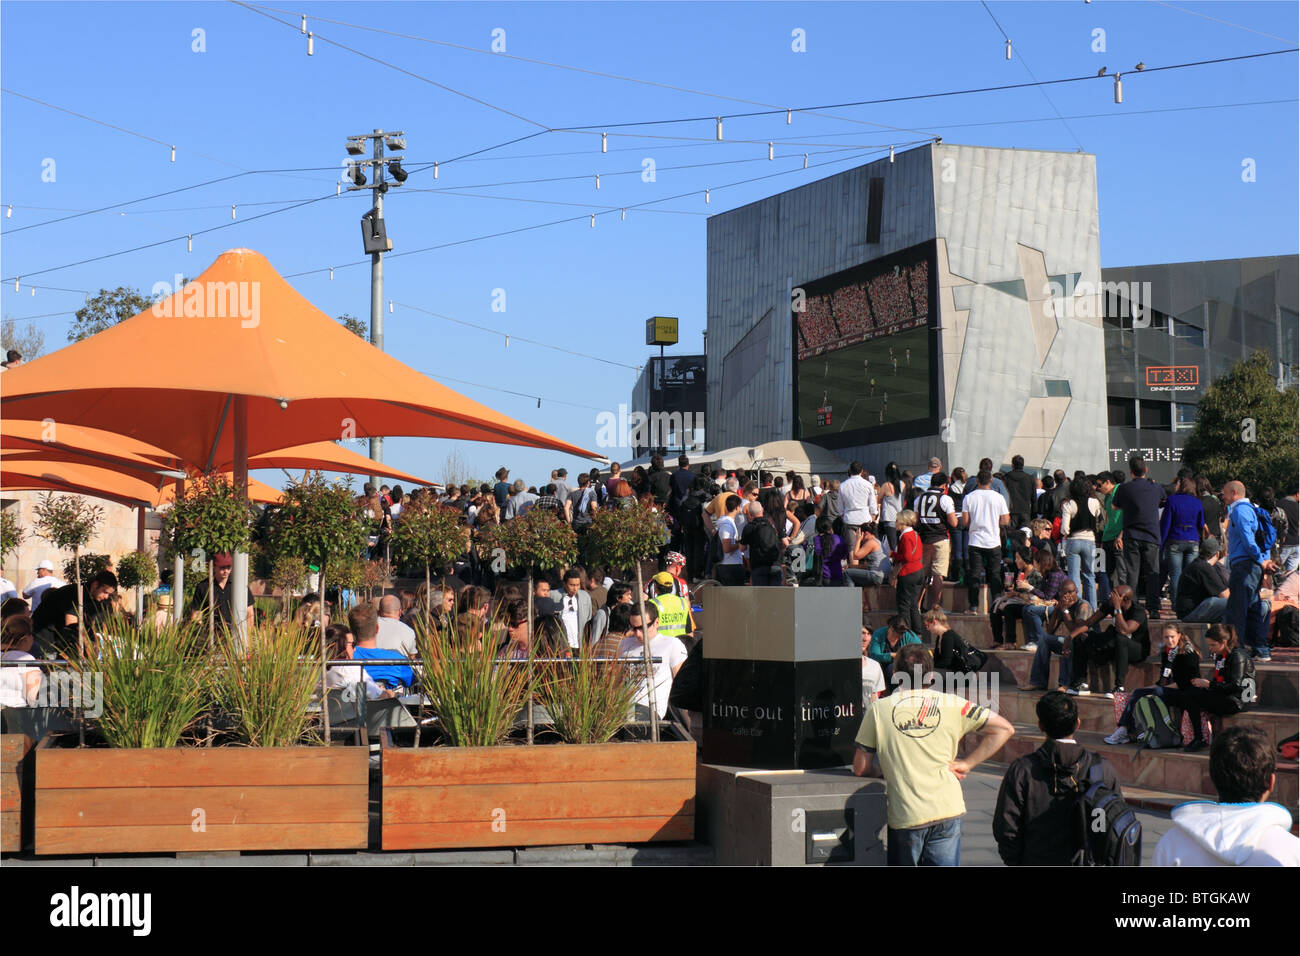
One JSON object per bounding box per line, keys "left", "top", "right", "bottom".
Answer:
{"left": 792, "top": 241, "right": 938, "bottom": 448}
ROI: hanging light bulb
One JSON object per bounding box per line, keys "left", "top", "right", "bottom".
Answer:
{"left": 307, "top": 31, "right": 314, "bottom": 56}
{"left": 187, "top": 235, "right": 192, "bottom": 252}
{"left": 231, "top": 205, "right": 237, "bottom": 220}
{"left": 803, "top": 153, "right": 808, "bottom": 169}
{"left": 601, "top": 132, "right": 607, "bottom": 153}
{"left": 768, "top": 142, "right": 774, "bottom": 160}
{"left": 1006, "top": 39, "right": 1012, "bottom": 60}
{"left": 715, "top": 117, "right": 723, "bottom": 140}
{"left": 505, "top": 334, "right": 509, "bottom": 348}
{"left": 5, "top": 204, "right": 11, "bottom": 218}
{"left": 170, "top": 145, "right": 176, "bottom": 163}
{"left": 705, "top": 188, "right": 710, "bottom": 204}
{"left": 329, "top": 267, "right": 334, "bottom": 280}
{"left": 30, "top": 287, "right": 35, "bottom": 296}
{"left": 786, "top": 109, "right": 792, "bottom": 125}
{"left": 890, "top": 145, "right": 895, "bottom": 163}
{"left": 595, "top": 173, "right": 600, "bottom": 190}
{"left": 389, "top": 300, "right": 394, "bottom": 313}
{"left": 620, "top": 208, "right": 626, "bottom": 221}
{"left": 1114, "top": 73, "right": 1123, "bottom": 103}
{"left": 336, "top": 181, "right": 341, "bottom": 196}
{"left": 13, "top": 278, "right": 18, "bottom": 292}
{"left": 590, "top": 214, "right": 596, "bottom": 228}
{"left": 300, "top": 14, "right": 307, "bottom": 34}
{"left": 537, "top": 397, "right": 541, "bottom": 409}
{"left": 433, "top": 162, "right": 439, "bottom": 180}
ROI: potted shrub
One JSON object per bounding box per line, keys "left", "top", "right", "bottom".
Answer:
{"left": 116, "top": 549, "right": 159, "bottom": 626}
{"left": 33, "top": 493, "right": 104, "bottom": 657}
{"left": 390, "top": 498, "right": 466, "bottom": 619}
{"left": 32, "top": 619, "right": 368, "bottom": 855}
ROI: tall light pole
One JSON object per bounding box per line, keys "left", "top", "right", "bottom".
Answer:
{"left": 345, "top": 130, "right": 408, "bottom": 482}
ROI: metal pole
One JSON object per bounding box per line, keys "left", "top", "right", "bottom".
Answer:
{"left": 172, "top": 477, "right": 185, "bottom": 624}
{"left": 369, "top": 130, "right": 386, "bottom": 486}
{"left": 232, "top": 394, "right": 250, "bottom": 652}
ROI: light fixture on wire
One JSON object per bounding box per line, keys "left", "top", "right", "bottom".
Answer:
{"left": 301, "top": 14, "right": 307, "bottom": 34}
{"left": 307, "top": 32, "right": 314, "bottom": 56}
{"left": 537, "top": 397, "right": 541, "bottom": 409}
{"left": 13, "top": 278, "right": 18, "bottom": 292}
{"left": 1006, "top": 39, "right": 1012, "bottom": 60}
{"left": 590, "top": 214, "right": 596, "bottom": 228}
{"left": 889, "top": 145, "right": 895, "bottom": 163}
{"left": 30, "top": 287, "right": 34, "bottom": 297}
{"left": 715, "top": 117, "right": 723, "bottom": 140}
{"left": 803, "top": 154, "right": 808, "bottom": 169}
{"left": 231, "top": 205, "right": 236, "bottom": 220}
{"left": 620, "top": 208, "right": 626, "bottom": 221}
{"left": 5, "top": 205, "right": 10, "bottom": 218}
{"left": 601, "top": 133, "right": 607, "bottom": 153}
{"left": 768, "top": 142, "right": 774, "bottom": 160}
{"left": 329, "top": 268, "right": 334, "bottom": 280}
{"left": 389, "top": 300, "right": 394, "bottom": 313}
{"left": 786, "top": 109, "right": 792, "bottom": 125}
{"left": 595, "top": 173, "right": 600, "bottom": 189}
{"left": 187, "top": 235, "right": 192, "bottom": 252}
{"left": 504, "top": 334, "right": 509, "bottom": 348}
{"left": 705, "top": 188, "right": 710, "bottom": 204}
{"left": 1114, "top": 73, "right": 1123, "bottom": 103}
{"left": 433, "top": 162, "right": 438, "bottom": 180}
{"left": 170, "top": 145, "right": 176, "bottom": 163}
{"left": 336, "top": 182, "right": 341, "bottom": 196}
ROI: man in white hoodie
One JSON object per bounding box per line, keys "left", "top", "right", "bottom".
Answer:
{"left": 1154, "top": 726, "right": 1299, "bottom": 866}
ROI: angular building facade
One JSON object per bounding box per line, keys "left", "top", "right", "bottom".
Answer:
{"left": 706, "top": 143, "right": 1110, "bottom": 476}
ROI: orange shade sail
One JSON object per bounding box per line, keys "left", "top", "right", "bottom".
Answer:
{"left": 0, "top": 248, "right": 602, "bottom": 470}
{"left": 0, "top": 458, "right": 282, "bottom": 507}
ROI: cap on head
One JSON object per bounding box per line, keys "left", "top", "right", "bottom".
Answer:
{"left": 37, "top": 559, "right": 55, "bottom": 571}
{"left": 652, "top": 571, "right": 674, "bottom": 586}
{"left": 214, "top": 553, "right": 234, "bottom": 569}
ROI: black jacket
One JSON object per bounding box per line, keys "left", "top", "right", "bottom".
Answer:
{"left": 1209, "top": 647, "right": 1253, "bottom": 712}
{"left": 1152, "top": 645, "right": 1200, "bottom": 692}
{"left": 647, "top": 467, "right": 673, "bottom": 505}
{"left": 993, "top": 740, "right": 1121, "bottom": 866}
{"left": 740, "top": 517, "right": 783, "bottom": 568}
{"left": 1003, "top": 469, "right": 1035, "bottom": 517}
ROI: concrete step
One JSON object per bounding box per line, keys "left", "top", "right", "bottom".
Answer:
{"left": 863, "top": 581, "right": 971, "bottom": 613}
{"left": 961, "top": 722, "right": 1299, "bottom": 815}
{"left": 982, "top": 649, "right": 1298, "bottom": 711}
{"left": 991, "top": 686, "right": 1297, "bottom": 749}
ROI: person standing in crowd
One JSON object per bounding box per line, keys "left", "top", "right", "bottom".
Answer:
{"left": 1278, "top": 481, "right": 1299, "bottom": 573}
{"left": 646, "top": 454, "right": 673, "bottom": 507}
{"left": 994, "top": 692, "right": 1122, "bottom": 866}
{"left": 1177, "top": 537, "right": 1231, "bottom": 623}
{"left": 551, "top": 468, "right": 573, "bottom": 511}
{"left": 962, "top": 469, "right": 1010, "bottom": 611}
{"left": 619, "top": 602, "right": 687, "bottom": 721}
{"left": 811, "top": 516, "right": 850, "bottom": 586}
{"left": 1196, "top": 474, "right": 1224, "bottom": 541}
{"left": 1097, "top": 471, "right": 1125, "bottom": 603}
{"left": 1153, "top": 726, "right": 1299, "bottom": 866}
{"left": 890, "top": 510, "right": 925, "bottom": 635}
{"left": 877, "top": 480, "right": 903, "bottom": 552}
{"left": 492, "top": 467, "right": 511, "bottom": 508}
{"left": 556, "top": 568, "right": 593, "bottom": 649}
{"left": 912, "top": 456, "right": 943, "bottom": 495}
{"left": 1161, "top": 475, "right": 1207, "bottom": 610}
{"left": 741, "top": 500, "right": 784, "bottom": 587}
{"left": 1059, "top": 476, "right": 1102, "bottom": 609}
{"left": 1222, "top": 480, "right": 1275, "bottom": 661}
{"left": 914, "top": 471, "right": 957, "bottom": 611}
{"left": 503, "top": 479, "right": 539, "bottom": 520}
{"left": 854, "top": 644, "right": 1015, "bottom": 866}
{"left": 1003, "top": 455, "right": 1036, "bottom": 531}
{"left": 838, "top": 461, "right": 875, "bottom": 560}
{"left": 979, "top": 457, "right": 1012, "bottom": 509}
{"left": 947, "top": 468, "right": 969, "bottom": 584}
{"left": 21, "top": 560, "right": 65, "bottom": 616}
{"left": 713, "top": 494, "right": 746, "bottom": 586}
{"left": 1111, "top": 455, "right": 1167, "bottom": 619}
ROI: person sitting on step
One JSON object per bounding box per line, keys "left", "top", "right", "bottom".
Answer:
{"left": 1159, "top": 623, "right": 1255, "bottom": 753}
{"left": 1104, "top": 621, "right": 1201, "bottom": 744}
{"left": 1026, "top": 580, "right": 1092, "bottom": 693}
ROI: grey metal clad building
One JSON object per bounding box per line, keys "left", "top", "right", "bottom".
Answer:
{"left": 1100, "top": 254, "right": 1298, "bottom": 482}
{"left": 705, "top": 143, "right": 1109, "bottom": 476}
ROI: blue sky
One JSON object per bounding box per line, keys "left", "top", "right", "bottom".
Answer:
{"left": 2, "top": 1, "right": 1296, "bottom": 490}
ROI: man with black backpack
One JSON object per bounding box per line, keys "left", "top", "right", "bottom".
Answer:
{"left": 994, "top": 691, "right": 1138, "bottom": 866}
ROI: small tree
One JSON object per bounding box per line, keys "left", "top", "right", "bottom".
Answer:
{"left": 475, "top": 509, "right": 577, "bottom": 742}
{"left": 61, "top": 553, "right": 113, "bottom": 589}
{"left": 117, "top": 549, "right": 160, "bottom": 625}
{"left": 269, "top": 553, "right": 309, "bottom": 618}
{"left": 164, "top": 473, "right": 254, "bottom": 650}
{"left": 68, "top": 286, "right": 156, "bottom": 343}
{"left": 269, "top": 472, "right": 369, "bottom": 745}
{"left": 583, "top": 503, "right": 672, "bottom": 740}
{"left": 391, "top": 499, "right": 467, "bottom": 619}
{"left": 1183, "top": 350, "right": 1299, "bottom": 493}
{"left": 33, "top": 493, "right": 104, "bottom": 656}
{"left": 0, "top": 509, "right": 25, "bottom": 571}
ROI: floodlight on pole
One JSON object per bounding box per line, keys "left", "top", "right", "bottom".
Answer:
{"left": 384, "top": 135, "right": 406, "bottom": 151}
{"left": 387, "top": 159, "right": 408, "bottom": 183}
{"left": 346, "top": 138, "right": 366, "bottom": 156}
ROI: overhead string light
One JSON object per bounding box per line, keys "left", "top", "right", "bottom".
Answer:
{"left": 504, "top": 334, "right": 509, "bottom": 348}
{"left": 803, "top": 154, "right": 809, "bottom": 169}
{"left": 890, "top": 145, "right": 895, "bottom": 162}
{"left": 329, "top": 267, "right": 334, "bottom": 280}
{"left": 786, "top": 109, "right": 792, "bottom": 125}
{"left": 768, "top": 142, "right": 774, "bottom": 160}
{"left": 301, "top": 14, "right": 307, "bottom": 34}
{"left": 5, "top": 205, "right": 11, "bottom": 218}
{"left": 187, "top": 235, "right": 192, "bottom": 252}
{"left": 601, "top": 132, "right": 607, "bottom": 153}
{"left": 170, "top": 145, "right": 176, "bottom": 163}
{"left": 1114, "top": 73, "right": 1123, "bottom": 103}
{"left": 13, "top": 278, "right": 18, "bottom": 292}
{"left": 231, "top": 204, "right": 237, "bottom": 220}
{"left": 433, "top": 162, "right": 439, "bottom": 180}
{"left": 715, "top": 117, "right": 723, "bottom": 141}
{"left": 389, "top": 300, "right": 394, "bottom": 313}
{"left": 590, "top": 214, "right": 595, "bottom": 228}
{"left": 1006, "top": 39, "right": 1012, "bottom": 60}
{"left": 307, "top": 32, "right": 314, "bottom": 56}
{"left": 705, "top": 188, "right": 710, "bottom": 204}
{"left": 595, "top": 173, "right": 600, "bottom": 189}
{"left": 620, "top": 208, "right": 626, "bottom": 221}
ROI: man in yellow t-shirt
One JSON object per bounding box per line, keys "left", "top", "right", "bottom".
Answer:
{"left": 853, "top": 644, "right": 1015, "bottom": 866}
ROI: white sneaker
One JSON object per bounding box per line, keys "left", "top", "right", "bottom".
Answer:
{"left": 1021, "top": 642, "right": 1038, "bottom": 651}
{"left": 1104, "top": 727, "right": 1130, "bottom": 745}
{"left": 1067, "top": 684, "right": 1090, "bottom": 696}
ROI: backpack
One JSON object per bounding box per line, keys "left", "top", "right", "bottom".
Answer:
{"left": 1069, "top": 757, "right": 1142, "bottom": 866}
{"left": 1251, "top": 503, "right": 1278, "bottom": 554}
{"left": 1272, "top": 604, "right": 1298, "bottom": 648}
{"left": 1132, "top": 695, "right": 1182, "bottom": 750}
{"left": 679, "top": 491, "right": 706, "bottom": 531}
{"left": 948, "top": 632, "right": 987, "bottom": 674}
{"left": 707, "top": 530, "right": 724, "bottom": 567}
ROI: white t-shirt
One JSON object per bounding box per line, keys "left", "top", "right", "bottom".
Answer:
{"left": 23, "top": 574, "right": 66, "bottom": 613}
{"left": 839, "top": 475, "right": 874, "bottom": 526}
{"left": 376, "top": 617, "right": 417, "bottom": 657}
{"left": 0, "top": 577, "right": 17, "bottom": 604}
{"left": 716, "top": 515, "right": 743, "bottom": 565}
{"left": 963, "top": 488, "right": 1009, "bottom": 550}
{"left": 617, "top": 634, "right": 688, "bottom": 719}
{"left": 559, "top": 593, "right": 581, "bottom": 648}
{"left": 862, "top": 656, "right": 886, "bottom": 707}
{"left": 0, "top": 650, "right": 38, "bottom": 707}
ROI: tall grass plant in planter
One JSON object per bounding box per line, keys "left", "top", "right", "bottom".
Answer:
{"left": 582, "top": 503, "right": 673, "bottom": 739}
{"left": 213, "top": 624, "right": 322, "bottom": 747}
{"left": 536, "top": 642, "right": 640, "bottom": 745}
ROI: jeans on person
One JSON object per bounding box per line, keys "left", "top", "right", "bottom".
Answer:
{"left": 887, "top": 816, "right": 961, "bottom": 867}
{"left": 967, "top": 546, "right": 1003, "bottom": 608}
{"left": 990, "top": 602, "right": 1026, "bottom": 646}
{"left": 1280, "top": 545, "right": 1299, "bottom": 575}
{"left": 895, "top": 570, "right": 925, "bottom": 635}
{"left": 1163, "top": 539, "right": 1199, "bottom": 610}
{"left": 846, "top": 566, "right": 888, "bottom": 587}
{"left": 880, "top": 522, "right": 898, "bottom": 553}
{"left": 714, "top": 563, "right": 746, "bottom": 587}
{"left": 1183, "top": 596, "right": 1227, "bottom": 623}
{"left": 1021, "top": 604, "right": 1052, "bottom": 646}
{"left": 1117, "top": 686, "right": 1164, "bottom": 732}
{"left": 1029, "top": 633, "right": 1072, "bottom": 688}
{"left": 1160, "top": 686, "right": 1240, "bottom": 742}
{"left": 1226, "top": 560, "right": 1268, "bottom": 654}
{"left": 1063, "top": 538, "right": 1097, "bottom": 609}
{"left": 949, "top": 527, "right": 968, "bottom": 578}
{"left": 751, "top": 565, "right": 784, "bottom": 587}
{"left": 1120, "top": 539, "right": 1162, "bottom": 617}
{"left": 1089, "top": 629, "right": 1146, "bottom": 690}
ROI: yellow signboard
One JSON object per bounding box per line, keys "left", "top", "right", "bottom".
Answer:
{"left": 646, "top": 316, "right": 679, "bottom": 346}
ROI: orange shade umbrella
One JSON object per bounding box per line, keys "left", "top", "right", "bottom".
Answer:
{"left": 0, "top": 248, "right": 602, "bottom": 469}
{"left": 242, "top": 441, "right": 435, "bottom": 488}
{"left": 0, "top": 458, "right": 282, "bottom": 507}
{"left": 1, "top": 419, "right": 183, "bottom": 477}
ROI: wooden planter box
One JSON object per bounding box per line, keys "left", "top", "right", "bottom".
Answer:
{"left": 35, "top": 743, "right": 369, "bottom": 855}
{"left": 2, "top": 734, "right": 34, "bottom": 852}
{"left": 381, "top": 736, "right": 696, "bottom": 851}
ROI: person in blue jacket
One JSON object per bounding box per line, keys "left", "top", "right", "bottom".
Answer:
{"left": 867, "top": 614, "right": 922, "bottom": 685}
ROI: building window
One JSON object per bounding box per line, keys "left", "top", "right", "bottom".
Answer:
{"left": 1174, "top": 403, "right": 1198, "bottom": 432}
{"left": 1108, "top": 398, "right": 1137, "bottom": 428}
{"left": 1172, "top": 319, "right": 1205, "bottom": 348}
{"left": 1044, "top": 380, "right": 1072, "bottom": 397}
{"left": 1140, "top": 399, "right": 1172, "bottom": 431}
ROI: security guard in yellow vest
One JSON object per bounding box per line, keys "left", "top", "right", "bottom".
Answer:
{"left": 649, "top": 572, "right": 693, "bottom": 640}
